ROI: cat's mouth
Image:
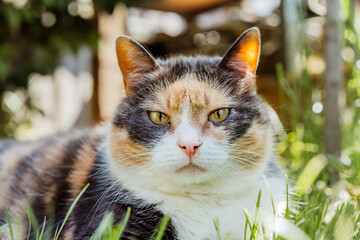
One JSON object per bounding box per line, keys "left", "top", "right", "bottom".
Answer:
{"left": 176, "top": 163, "right": 206, "bottom": 173}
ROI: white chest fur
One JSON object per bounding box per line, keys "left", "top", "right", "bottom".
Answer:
{"left": 127, "top": 176, "right": 286, "bottom": 240}
{"left": 160, "top": 192, "right": 257, "bottom": 239}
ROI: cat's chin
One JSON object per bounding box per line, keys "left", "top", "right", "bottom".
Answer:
{"left": 175, "top": 163, "right": 207, "bottom": 173}
{"left": 158, "top": 165, "right": 221, "bottom": 186}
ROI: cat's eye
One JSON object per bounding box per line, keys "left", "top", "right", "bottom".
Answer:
{"left": 149, "top": 111, "right": 170, "bottom": 125}
{"left": 208, "top": 108, "right": 230, "bottom": 123}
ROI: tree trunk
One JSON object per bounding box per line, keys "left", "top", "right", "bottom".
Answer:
{"left": 281, "top": 0, "right": 300, "bottom": 79}
{"left": 324, "top": 0, "right": 343, "bottom": 156}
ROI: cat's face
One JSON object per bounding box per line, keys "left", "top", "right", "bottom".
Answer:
{"left": 109, "top": 28, "right": 273, "bottom": 185}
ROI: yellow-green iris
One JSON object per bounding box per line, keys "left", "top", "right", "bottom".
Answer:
{"left": 149, "top": 111, "right": 170, "bottom": 124}
{"left": 208, "top": 108, "right": 230, "bottom": 123}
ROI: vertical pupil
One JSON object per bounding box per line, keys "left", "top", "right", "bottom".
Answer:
{"left": 216, "top": 110, "right": 220, "bottom": 119}
{"left": 159, "top": 113, "right": 162, "bottom": 121}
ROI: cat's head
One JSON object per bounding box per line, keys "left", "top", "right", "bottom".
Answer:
{"left": 109, "top": 28, "right": 274, "bottom": 185}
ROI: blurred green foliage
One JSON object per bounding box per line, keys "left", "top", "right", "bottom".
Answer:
{"left": 276, "top": 0, "right": 360, "bottom": 186}
{"left": 0, "top": 0, "right": 142, "bottom": 137}
{"left": 275, "top": 1, "right": 360, "bottom": 237}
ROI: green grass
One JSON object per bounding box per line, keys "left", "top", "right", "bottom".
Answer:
{"left": 1, "top": 184, "right": 89, "bottom": 240}
{"left": 91, "top": 208, "right": 131, "bottom": 240}
{"left": 0, "top": 183, "right": 173, "bottom": 240}
{"left": 3, "top": 173, "right": 357, "bottom": 240}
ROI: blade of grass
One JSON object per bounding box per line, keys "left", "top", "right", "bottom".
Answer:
{"left": 38, "top": 217, "right": 46, "bottom": 240}
{"left": 54, "top": 183, "right": 89, "bottom": 240}
{"left": 43, "top": 207, "right": 55, "bottom": 240}
{"left": 26, "top": 210, "right": 32, "bottom": 240}
{"left": 254, "top": 190, "right": 262, "bottom": 222}
{"left": 243, "top": 210, "right": 249, "bottom": 240}
{"left": 316, "top": 199, "right": 329, "bottom": 231}
{"left": 154, "top": 214, "right": 170, "bottom": 240}
{"left": 0, "top": 224, "right": 8, "bottom": 237}
{"left": 224, "top": 233, "right": 231, "bottom": 240}
{"left": 92, "top": 212, "right": 113, "bottom": 239}
{"left": 6, "top": 208, "right": 14, "bottom": 240}
{"left": 24, "top": 204, "right": 39, "bottom": 234}
{"left": 284, "top": 174, "right": 291, "bottom": 220}
{"left": 243, "top": 209, "right": 253, "bottom": 239}
{"left": 213, "top": 219, "right": 222, "bottom": 240}
{"left": 115, "top": 207, "right": 131, "bottom": 239}
{"left": 251, "top": 190, "right": 262, "bottom": 239}
{"left": 53, "top": 225, "right": 59, "bottom": 240}
{"left": 262, "top": 176, "right": 275, "bottom": 215}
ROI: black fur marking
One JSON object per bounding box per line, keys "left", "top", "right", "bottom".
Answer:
{"left": 23, "top": 133, "right": 91, "bottom": 239}
{"left": 226, "top": 95, "right": 264, "bottom": 141}
{"left": 72, "top": 154, "right": 177, "bottom": 239}
{"left": 48, "top": 134, "right": 91, "bottom": 238}
{"left": 112, "top": 98, "right": 169, "bottom": 147}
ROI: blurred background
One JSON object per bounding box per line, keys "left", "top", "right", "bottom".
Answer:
{"left": 1, "top": 0, "right": 360, "bottom": 237}
{"left": 0, "top": 0, "right": 337, "bottom": 139}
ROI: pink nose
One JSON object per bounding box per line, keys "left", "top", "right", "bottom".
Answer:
{"left": 177, "top": 138, "right": 202, "bottom": 159}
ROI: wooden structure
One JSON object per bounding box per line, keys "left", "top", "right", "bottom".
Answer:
{"left": 96, "top": 0, "right": 281, "bottom": 121}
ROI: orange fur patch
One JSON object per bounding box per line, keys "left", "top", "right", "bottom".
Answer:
{"left": 68, "top": 141, "right": 96, "bottom": 197}
{"left": 109, "top": 126, "right": 150, "bottom": 166}
{"left": 230, "top": 121, "right": 272, "bottom": 170}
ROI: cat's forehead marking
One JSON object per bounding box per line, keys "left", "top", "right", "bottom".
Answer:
{"left": 141, "top": 76, "right": 240, "bottom": 143}
{"left": 152, "top": 76, "right": 230, "bottom": 111}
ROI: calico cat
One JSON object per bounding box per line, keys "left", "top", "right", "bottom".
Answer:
{"left": 0, "top": 27, "right": 287, "bottom": 239}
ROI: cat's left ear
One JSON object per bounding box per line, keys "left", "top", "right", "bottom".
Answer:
{"left": 116, "top": 36, "right": 159, "bottom": 96}
{"left": 219, "top": 27, "right": 260, "bottom": 87}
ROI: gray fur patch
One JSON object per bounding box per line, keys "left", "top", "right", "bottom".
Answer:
{"left": 264, "top": 155, "right": 283, "bottom": 178}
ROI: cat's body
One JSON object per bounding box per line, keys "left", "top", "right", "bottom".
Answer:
{"left": 0, "top": 28, "right": 287, "bottom": 239}
{"left": 0, "top": 130, "right": 176, "bottom": 239}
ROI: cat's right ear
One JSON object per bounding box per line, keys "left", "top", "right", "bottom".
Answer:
{"left": 116, "top": 36, "right": 159, "bottom": 96}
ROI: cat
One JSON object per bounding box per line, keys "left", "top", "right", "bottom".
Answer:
{"left": 0, "top": 27, "right": 287, "bottom": 239}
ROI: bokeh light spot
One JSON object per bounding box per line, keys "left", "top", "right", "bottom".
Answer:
{"left": 312, "top": 102, "right": 323, "bottom": 114}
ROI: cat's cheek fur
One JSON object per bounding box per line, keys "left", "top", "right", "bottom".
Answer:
{"left": 108, "top": 126, "right": 151, "bottom": 167}
{"left": 230, "top": 120, "right": 274, "bottom": 171}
